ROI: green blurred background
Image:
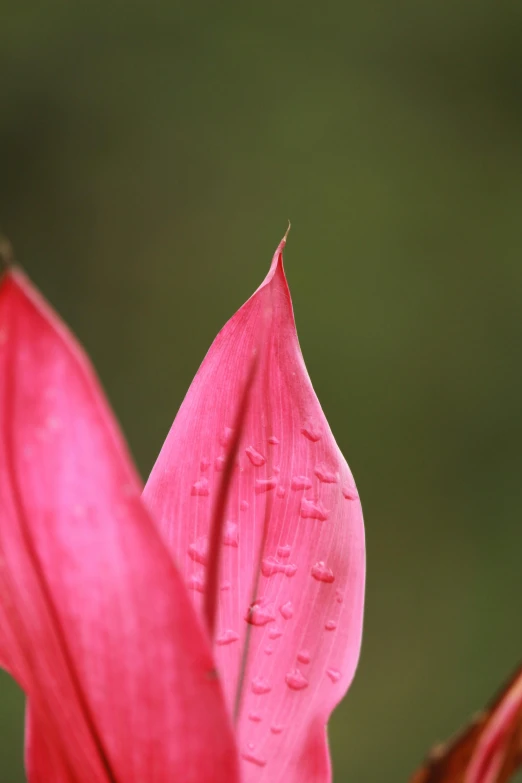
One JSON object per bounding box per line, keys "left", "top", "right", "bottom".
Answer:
{"left": 2, "top": 2, "right": 522, "bottom": 781}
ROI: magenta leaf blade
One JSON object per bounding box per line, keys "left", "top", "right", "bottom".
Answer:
{"left": 144, "top": 237, "right": 366, "bottom": 782}
{"left": 0, "top": 270, "right": 239, "bottom": 783}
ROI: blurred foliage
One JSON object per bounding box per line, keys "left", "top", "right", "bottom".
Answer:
{"left": 1, "top": 1, "right": 522, "bottom": 781}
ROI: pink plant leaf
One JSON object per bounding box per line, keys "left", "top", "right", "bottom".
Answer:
{"left": 409, "top": 663, "right": 522, "bottom": 783}
{"left": 0, "top": 269, "right": 239, "bottom": 783}
{"left": 25, "top": 706, "right": 72, "bottom": 783}
{"left": 465, "top": 666, "right": 522, "bottom": 783}
{"left": 143, "top": 237, "right": 366, "bottom": 782}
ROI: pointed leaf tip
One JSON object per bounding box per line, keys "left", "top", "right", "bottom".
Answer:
{"left": 257, "top": 235, "right": 287, "bottom": 290}
{"left": 144, "top": 241, "right": 366, "bottom": 783}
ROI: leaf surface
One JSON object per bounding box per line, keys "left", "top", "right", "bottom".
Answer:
{"left": 410, "top": 663, "right": 522, "bottom": 783}
{"left": 144, "top": 238, "right": 366, "bottom": 782}
{"left": 0, "top": 270, "right": 239, "bottom": 783}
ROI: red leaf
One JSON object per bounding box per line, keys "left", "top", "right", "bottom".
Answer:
{"left": 25, "top": 705, "right": 71, "bottom": 783}
{"left": 143, "top": 237, "right": 366, "bottom": 782}
{"left": 0, "top": 270, "right": 239, "bottom": 783}
{"left": 409, "top": 663, "right": 522, "bottom": 783}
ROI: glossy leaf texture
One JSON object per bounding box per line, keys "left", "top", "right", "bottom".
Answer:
{"left": 143, "top": 238, "right": 366, "bottom": 782}
{"left": 0, "top": 270, "right": 239, "bottom": 783}
{"left": 409, "top": 663, "right": 522, "bottom": 783}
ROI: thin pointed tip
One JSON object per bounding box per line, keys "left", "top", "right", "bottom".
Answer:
{"left": 274, "top": 221, "right": 291, "bottom": 272}
{"left": 275, "top": 221, "right": 291, "bottom": 266}
{"left": 254, "top": 226, "right": 292, "bottom": 295}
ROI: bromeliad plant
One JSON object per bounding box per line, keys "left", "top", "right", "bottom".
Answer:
{"left": 0, "top": 235, "right": 366, "bottom": 782}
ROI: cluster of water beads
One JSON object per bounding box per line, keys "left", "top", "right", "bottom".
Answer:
{"left": 189, "top": 423, "right": 356, "bottom": 771}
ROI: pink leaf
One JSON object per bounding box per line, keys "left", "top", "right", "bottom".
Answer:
{"left": 25, "top": 705, "right": 71, "bottom": 783}
{"left": 408, "top": 662, "right": 522, "bottom": 783}
{"left": 0, "top": 270, "right": 239, "bottom": 783}
{"left": 465, "top": 667, "right": 522, "bottom": 783}
{"left": 143, "top": 236, "right": 366, "bottom": 782}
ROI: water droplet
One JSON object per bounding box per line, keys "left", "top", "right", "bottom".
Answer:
{"left": 276, "top": 485, "right": 286, "bottom": 498}
{"left": 297, "top": 650, "right": 311, "bottom": 664}
{"left": 191, "top": 478, "right": 210, "bottom": 497}
{"left": 188, "top": 536, "right": 209, "bottom": 565}
{"left": 325, "top": 620, "right": 337, "bottom": 631}
{"left": 240, "top": 500, "right": 249, "bottom": 511}
{"left": 335, "top": 589, "right": 344, "bottom": 603}
{"left": 311, "top": 562, "right": 335, "bottom": 583}
{"left": 280, "top": 601, "right": 294, "bottom": 619}
{"left": 188, "top": 574, "right": 205, "bottom": 592}
{"left": 255, "top": 477, "right": 278, "bottom": 494}
{"left": 291, "top": 475, "right": 312, "bottom": 491}
{"left": 261, "top": 557, "right": 297, "bottom": 577}
{"left": 326, "top": 668, "right": 342, "bottom": 683}
{"left": 300, "top": 499, "right": 328, "bottom": 521}
{"left": 277, "top": 544, "right": 291, "bottom": 558}
{"left": 200, "top": 457, "right": 211, "bottom": 472}
{"left": 216, "top": 629, "right": 239, "bottom": 645}
{"left": 251, "top": 676, "right": 271, "bottom": 695}
{"left": 214, "top": 455, "right": 226, "bottom": 472}
{"left": 241, "top": 750, "right": 267, "bottom": 768}
{"left": 221, "top": 580, "right": 231, "bottom": 591}
{"left": 268, "top": 627, "right": 283, "bottom": 640}
{"left": 223, "top": 521, "right": 239, "bottom": 547}
{"left": 264, "top": 645, "right": 274, "bottom": 655}
{"left": 220, "top": 426, "right": 234, "bottom": 446}
{"left": 246, "top": 601, "right": 276, "bottom": 626}
{"left": 248, "top": 712, "right": 262, "bottom": 722}
{"left": 268, "top": 435, "right": 280, "bottom": 445}
{"left": 342, "top": 485, "right": 358, "bottom": 500}
{"left": 314, "top": 463, "right": 338, "bottom": 483}
{"left": 271, "top": 724, "right": 284, "bottom": 735}
{"left": 245, "top": 446, "right": 266, "bottom": 467}
{"left": 301, "top": 420, "right": 322, "bottom": 442}
{"left": 285, "top": 669, "right": 309, "bottom": 690}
